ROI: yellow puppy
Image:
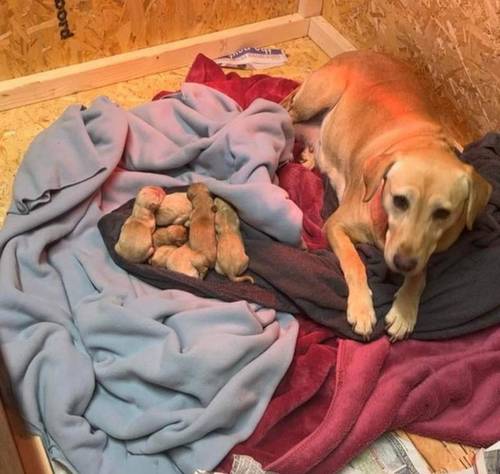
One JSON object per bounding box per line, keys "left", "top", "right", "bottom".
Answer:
{"left": 156, "top": 192, "right": 192, "bottom": 226}
{"left": 166, "top": 243, "right": 210, "bottom": 279}
{"left": 152, "top": 225, "right": 188, "bottom": 248}
{"left": 186, "top": 183, "right": 217, "bottom": 267}
{"left": 149, "top": 245, "right": 177, "bottom": 267}
{"left": 114, "top": 186, "right": 166, "bottom": 263}
{"left": 214, "top": 197, "right": 254, "bottom": 283}
{"left": 149, "top": 243, "right": 209, "bottom": 279}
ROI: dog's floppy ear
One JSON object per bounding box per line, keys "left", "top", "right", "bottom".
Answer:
{"left": 464, "top": 165, "right": 492, "bottom": 230}
{"left": 362, "top": 154, "right": 397, "bottom": 202}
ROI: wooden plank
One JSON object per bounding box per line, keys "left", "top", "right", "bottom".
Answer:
{"left": 0, "top": 399, "right": 24, "bottom": 474}
{"left": 1, "top": 353, "right": 52, "bottom": 474}
{"left": 14, "top": 434, "right": 54, "bottom": 474}
{"left": 308, "top": 15, "right": 356, "bottom": 57}
{"left": 0, "top": 0, "right": 298, "bottom": 80}
{"left": 298, "top": 0, "right": 323, "bottom": 18}
{"left": 0, "top": 14, "right": 309, "bottom": 111}
{"left": 405, "top": 432, "right": 476, "bottom": 472}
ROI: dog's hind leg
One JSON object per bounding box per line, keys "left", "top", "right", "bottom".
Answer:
{"left": 281, "top": 59, "right": 349, "bottom": 123}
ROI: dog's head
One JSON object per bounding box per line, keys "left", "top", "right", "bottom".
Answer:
{"left": 363, "top": 146, "right": 492, "bottom": 275}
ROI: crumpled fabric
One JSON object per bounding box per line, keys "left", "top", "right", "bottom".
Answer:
{"left": 0, "top": 83, "right": 301, "bottom": 474}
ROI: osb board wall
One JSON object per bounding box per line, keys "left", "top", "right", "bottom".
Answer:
{"left": 0, "top": 0, "right": 298, "bottom": 81}
{"left": 322, "top": 0, "right": 500, "bottom": 143}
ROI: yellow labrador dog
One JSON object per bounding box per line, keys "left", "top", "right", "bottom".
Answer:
{"left": 284, "top": 50, "right": 491, "bottom": 341}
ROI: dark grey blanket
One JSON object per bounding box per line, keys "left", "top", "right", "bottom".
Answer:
{"left": 100, "top": 133, "right": 500, "bottom": 341}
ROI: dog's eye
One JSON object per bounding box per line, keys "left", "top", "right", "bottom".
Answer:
{"left": 393, "top": 195, "right": 409, "bottom": 211}
{"left": 433, "top": 208, "right": 450, "bottom": 220}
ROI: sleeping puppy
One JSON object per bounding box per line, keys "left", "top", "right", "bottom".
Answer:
{"left": 114, "top": 186, "right": 166, "bottom": 263}
{"left": 186, "top": 183, "right": 217, "bottom": 268}
{"left": 150, "top": 243, "right": 209, "bottom": 279}
{"left": 283, "top": 50, "right": 492, "bottom": 341}
{"left": 149, "top": 244, "right": 177, "bottom": 267}
{"left": 167, "top": 243, "right": 210, "bottom": 279}
{"left": 152, "top": 225, "right": 188, "bottom": 248}
{"left": 214, "top": 197, "right": 254, "bottom": 283}
{"left": 156, "top": 192, "right": 192, "bottom": 226}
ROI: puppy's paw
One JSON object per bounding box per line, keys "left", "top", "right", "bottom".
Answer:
{"left": 385, "top": 304, "right": 417, "bottom": 342}
{"left": 299, "top": 146, "right": 316, "bottom": 170}
{"left": 347, "top": 293, "right": 376, "bottom": 340}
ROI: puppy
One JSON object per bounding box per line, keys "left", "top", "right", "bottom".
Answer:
{"left": 284, "top": 50, "right": 492, "bottom": 341}
{"left": 152, "top": 225, "right": 188, "bottom": 248}
{"left": 214, "top": 197, "right": 254, "bottom": 283}
{"left": 156, "top": 192, "right": 192, "bottom": 226}
{"left": 166, "top": 243, "right": 210, "bottom": 279}
{"left": 114, "top": 186, "right": 166, "bottom": 263}
{"left": 186, "top": 183, "right": 217, "bottom": 267}
{"left": 149, "top": 243, "right": 209, "bottom": 279}
{"left": 149, "top": 245, "right": 178, "bottom": 267}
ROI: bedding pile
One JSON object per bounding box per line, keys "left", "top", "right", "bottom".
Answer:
{"left": 1, "top": 53, "right": 500, "bottom": 474}
{"left": 0, "top": 79, "right": 301, "bottom": 474}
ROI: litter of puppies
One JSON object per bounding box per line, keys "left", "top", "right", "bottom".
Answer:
{"left": 114, "top": 183, "right": 253, "bottom": 282}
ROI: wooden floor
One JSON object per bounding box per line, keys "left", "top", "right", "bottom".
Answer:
{"left": 0, "top": 36, "right": 477, "bottom": 473}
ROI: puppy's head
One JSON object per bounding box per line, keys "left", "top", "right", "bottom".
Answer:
{"left": 187, "top": 182, "right": 210, "bottom": 202}
{"left": 136, "top": 186, "right": 165, "bottom": 211}
{"left": 214, "top": 197, "right": 240, "bottom": 234}
{"left": 363, "top": 147, "right": 491, "bottom": 275}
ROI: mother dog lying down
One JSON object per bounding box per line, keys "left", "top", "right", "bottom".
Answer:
{"left": 283, "top": 50, "right": 492, "bottom": 341}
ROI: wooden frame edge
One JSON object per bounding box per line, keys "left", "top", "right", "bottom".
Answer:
{"left": 0, "top": 13, "right": 309, "bottom": 111}
{"left": 307, "top": 15, "right": 356, "bottom": 57}
{"left": 298, "top": 0, "right": 323, "bottom": 18}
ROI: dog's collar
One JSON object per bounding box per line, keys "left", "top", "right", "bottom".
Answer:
{"left": 369, "top": 184, "right": 388, "bottom": 246}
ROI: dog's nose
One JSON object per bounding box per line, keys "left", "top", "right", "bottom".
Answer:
{"left": 393, "top": 254, "right": 417, "bottom": 273}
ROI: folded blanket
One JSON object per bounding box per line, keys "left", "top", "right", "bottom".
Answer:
{"left": 220, "top": 314, "right": 500, "bottom": 474}
{"left": 0, "top": 84, "right": 302, "bottom": 474}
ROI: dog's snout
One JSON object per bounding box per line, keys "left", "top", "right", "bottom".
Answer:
{"left": 393, "top": 254, "right": 418, "bottom": 273}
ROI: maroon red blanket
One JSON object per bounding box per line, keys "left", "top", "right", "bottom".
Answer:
{"left": 156, "top": 55, "right": 500, "bottom": 473}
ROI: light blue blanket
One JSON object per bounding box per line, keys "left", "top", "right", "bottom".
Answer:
{"left": 0, "top": 84, "right": 301, "bottom": 474}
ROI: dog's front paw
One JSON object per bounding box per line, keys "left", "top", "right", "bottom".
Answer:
{"left": 385, "top": 303, "right": 417, "bottom": 342}
{"left": 347, "top": 292, "right": 376, "bottom": 340}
